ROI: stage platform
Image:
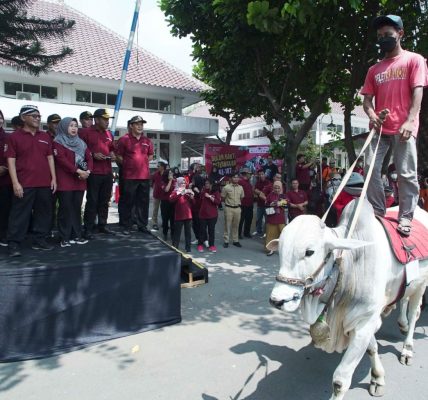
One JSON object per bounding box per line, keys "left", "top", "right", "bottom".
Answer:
{"left": 0, "top": 230, "right": 184, "bottom": 362}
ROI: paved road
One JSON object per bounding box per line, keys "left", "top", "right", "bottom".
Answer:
{"left": 1, "top": 205, "right": 427, "bottom": 400}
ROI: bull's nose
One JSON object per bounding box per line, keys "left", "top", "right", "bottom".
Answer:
{"left": 269, "top": 297, "right": 285, "bottom": 309}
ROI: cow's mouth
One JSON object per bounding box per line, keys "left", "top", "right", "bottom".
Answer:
{"left": 269, "top": 291, "right": 303, "bottom": 312}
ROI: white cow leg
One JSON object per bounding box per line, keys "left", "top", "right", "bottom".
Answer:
{"left": 397, "top": 298, "right": 409, "bottom": 335}
{"left": 367, "top": 335, "right": 386, "bottom": 397}
{"left": 400, "top": 288, "right": 424, "bottom": 366}
{"left": 330, "top": 321, "right": 376, "bottom": 400}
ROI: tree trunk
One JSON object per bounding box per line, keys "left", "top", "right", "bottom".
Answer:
{"left": 417, "top": 88, "right": 428, "bottom": 176}
{"left": 343, "top": 104, "right": 357, "bottom": 164}
{"left": 283, "top": 140, "right": 298, "bottom": 191}
{"left": 225, "top": 125, "right": 238, "bottom": 145}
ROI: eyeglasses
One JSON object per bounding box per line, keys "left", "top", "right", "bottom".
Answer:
{"left": 25, "top": 114, "right": 42, "bottom": 119}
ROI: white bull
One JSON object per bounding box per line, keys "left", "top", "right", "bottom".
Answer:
{"left": 268, "top": 199, "right": 428, "bottom": 400}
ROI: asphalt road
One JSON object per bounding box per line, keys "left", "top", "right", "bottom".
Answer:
{"left": 1, "top": 205, "right": 427, "bottom": 400}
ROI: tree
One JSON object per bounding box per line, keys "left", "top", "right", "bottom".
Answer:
{"left": 0, "top": 0, "right": 74, "bottom": 75}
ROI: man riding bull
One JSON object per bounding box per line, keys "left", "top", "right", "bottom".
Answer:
{"left": 361, "top": 14, "right": 428, "bottom": 236}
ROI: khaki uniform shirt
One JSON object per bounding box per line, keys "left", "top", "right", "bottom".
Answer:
{"left": 222, "top": 183, "right": 244, "bottom": 207}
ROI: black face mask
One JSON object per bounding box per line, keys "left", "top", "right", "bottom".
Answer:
{"left": 377, "top": 36, "right": 397, "bottom": 53}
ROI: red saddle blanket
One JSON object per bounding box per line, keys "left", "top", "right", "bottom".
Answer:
{"left": 377, "top": 211, "right": 428, "bottom": 264}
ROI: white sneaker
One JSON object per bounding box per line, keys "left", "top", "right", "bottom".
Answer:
{"left": 204, "top": 240, "right": 209, "bottom": 248}
{"left": 191, "top": 239, "right": 198, "bottom": 245}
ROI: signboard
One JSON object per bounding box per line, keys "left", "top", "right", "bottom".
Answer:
{"left": 204, "top": 144, "right": 281, "bottom": 176}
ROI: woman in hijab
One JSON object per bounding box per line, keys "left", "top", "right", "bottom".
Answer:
{"left": 53, "top": 117, "right": 92, "bottom": 247}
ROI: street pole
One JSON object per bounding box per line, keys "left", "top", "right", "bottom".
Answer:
{"left": 318, "top": 116, "right": 323, "bottom": 193}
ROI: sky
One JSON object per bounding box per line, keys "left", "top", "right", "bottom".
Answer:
{"left": 63, "top": 0, "right": 195, "bottom": 75}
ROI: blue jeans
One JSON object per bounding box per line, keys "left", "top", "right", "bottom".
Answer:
{"left": 256, "top": 206, "right": 265, "bottom": 234}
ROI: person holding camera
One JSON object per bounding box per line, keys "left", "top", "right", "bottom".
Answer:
{"left": 79, "top": 109, "right": 116, "bottom": 239}
{"left": 170, "top": 177, "right": 194, "bottom": 252}
{"left": 296, "top": 154, "right": 314, "bottom": 191}
{"left": 53, "top": 117, "right": 92, "bottom": 247}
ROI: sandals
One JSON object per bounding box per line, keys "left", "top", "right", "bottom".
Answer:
{"left": 397, "top": 218, "right": 412, "bottom": 237}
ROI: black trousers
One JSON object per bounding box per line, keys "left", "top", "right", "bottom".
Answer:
{"left": 192, "top": 214, "right": 201, "bottom": 241}
{"left": 199, "top": 217, "right": 217, "bottom": 246}
{"left": 172, "top": 219, "right": 191, "bottom": 250}
{"left": 8, "top": 187, "right": 52, "bottom": 244}
{"left": 239, "top": 205, "right": 253, "bottom": 236}
{"left": 57, "top": 191, "right": 84, "bottom": 241}
{"left": 0, "top": 185, "right": 13, "bottom": 240}
{"left": 84, "top": 173, "right": 113, "bottom": 232}
{"left": 160, "top": 200, "right": 175, "bottom": 237}
{"left": 120, "top": 179, "right": 150, "bottom": 229}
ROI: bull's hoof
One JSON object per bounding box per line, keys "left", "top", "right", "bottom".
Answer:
{"left": 399, "top": 353, "right": 413, "bottom": 366}
{"left": 369, "top": 381, "right": 385, "bottom": 397}
{"left": 333, "top": 381, "right": 342, "bottom": 396}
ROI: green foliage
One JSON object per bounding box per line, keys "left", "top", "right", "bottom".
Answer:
{"left": 0, "top": 0, "right": 74, "bottom": 75}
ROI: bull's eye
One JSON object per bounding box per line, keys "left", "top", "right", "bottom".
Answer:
{"left": 305, "top": 250, "right": 315, "bottom": 257}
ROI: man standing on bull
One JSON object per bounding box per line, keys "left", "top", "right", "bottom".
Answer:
{"left": 361, "top": 15, "right": 428, "bottom": 236}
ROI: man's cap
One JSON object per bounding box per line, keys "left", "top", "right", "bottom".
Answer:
{"left": 373, "top": 15, "right": 403, "bottom": 30}
{"left": 129, "top": 115, "right": 147, "bottom": 124}
{"left": 93, "top": 109, "right": 113, "bottom": 119}
{"left": 20, "top": 104, "right": 39, "bottom": 116}
{"left": 47, "top": 114, "right": 61, "bottom": 123}
{"left": 79, "top": 111, "right": 93, "bottom": 120}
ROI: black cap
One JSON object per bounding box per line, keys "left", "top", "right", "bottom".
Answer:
{"left": 93, "top": 109, "right": 113, "bottom": 119}
{"left": 373, "top": 15, "right": 403, "bottom": 30}
{"left": 79, "top": 111, "right": 93, "bottom": 120}
{"left": 129, "top": 115, "right": 147, "bottom": 124}
{"left": 47, "top": 114, "right": 61, "bottom": 123}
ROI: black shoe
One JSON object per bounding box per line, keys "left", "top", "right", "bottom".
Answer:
{"left": 152, "top": 224, "right": 159, "bottom": 230}
{"left": 122, "top": 229, "right": 131, "bottom": 236}
{"left": 233, "top": 242, "right": 242, "bottom": 248}
{"left": 244, "top": 234, "right": 252, "bottom": 238}
{"left": 83, "top": 231, "right": 95, "bottom": 240}
{"left": 70, "top": 237, "right": 89, "bottom": 245}
{"left": 8, "top": 244, "right": 21, "bottom": 257}
{"left": 223, "top": 242, "right": 229, "bottom": 248}
{"left": 138, "top": 226, "right": 150, "bottom": 234}
{"left": 60, "top": 240, "right": 71, "bottom": 248}
{"left": 98, "top": 226, "right": 116, "bottom": 235}
{"left": 0, "top": 239, "right": 8, "bottom": 247}
{"left": 32, "top": 239, "right": 54, "bottom": 251}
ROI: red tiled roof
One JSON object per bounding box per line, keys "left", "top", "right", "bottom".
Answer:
{"left": 2, "top": 0, "right": 207, "bottom": 93}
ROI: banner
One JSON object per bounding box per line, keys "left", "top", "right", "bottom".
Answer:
{"left": 204, "top": 144, "right": 281, "bottom": 176}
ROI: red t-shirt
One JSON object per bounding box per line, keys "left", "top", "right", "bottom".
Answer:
{"left": 296, "top": 163, "right": 311, "bottom": 185}
{"left": 286, "top": 189, "right": 308, "bottom": 218}
{"left": 79, "top": 126, "right": 114, "bottom": 175}
{"left": 361, "top": 50, "right": 428, "bottom": 136}
{"left": 53, "top": 143, "right": 93, "bottom": 191}
{"left": 332, "top": 191, "right": 356, "bottom": 221}
{"left": 116, "top": 133, "right": 153, "bottom": 180}
{"left": 152, "top": 171, "right": 164, "bottom": 199}
{"left": 0, "top": 129, "right": 11, "bottom": 187}
{"left": 5, "top": 128, "right": 53, "bottom": 188}
{"left": 160, "top": 178, "right": 175, "bottom": 201}
{"left": 239, "top": 178, "right": 254, "bottom": 207}
{"left": 169, "top": 190, "right": 194, "bottom": 220}
{"left": 265, "top": 192, "right": 287, "bottom": 225}
{"left": 255, "top": 178, "right": 270, "bottom": 207}
{"left": 199, "top": 189, "right": 221, "bottom": 219}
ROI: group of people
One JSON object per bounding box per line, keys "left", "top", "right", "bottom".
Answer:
{"left": 0, "top": 105, "right": 155, "bottom": 257}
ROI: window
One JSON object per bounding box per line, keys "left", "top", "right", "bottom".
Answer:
{"left": 76, "top": 90, "right": 91, "bottom": 103}
{"left": 4, "top": 81, "right": 57, "bottom": 99}
{"left": 146, "top": 98, "right": 159, "bottom": 110}
{"left": 159, "top": 100, "right": 171, "bottom": 112}
{"left": 5, "top": 82, "right": 23, "bottom": 95}
{"left": 107, "top": 93, "right": 117, "bottom": 106}
{"left": 133, "top": 97, "right": 146, "bottom": 108}
{"left": 92, "top": 91, "right": 106, "bottom": 104}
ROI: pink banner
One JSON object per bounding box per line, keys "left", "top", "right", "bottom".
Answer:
{"left": 204, "top": 144, "right": 281, "bottom": 176}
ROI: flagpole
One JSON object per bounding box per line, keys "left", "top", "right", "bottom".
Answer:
{"left": 111, "top": 0, "right": 142, "bottom": 136}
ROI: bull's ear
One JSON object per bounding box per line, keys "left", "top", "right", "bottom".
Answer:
{"left": 266, "top": 239, "right": 279, "bottom": 251}
{"left": 325, "top": 238, "right": 373, "bottom": 251}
